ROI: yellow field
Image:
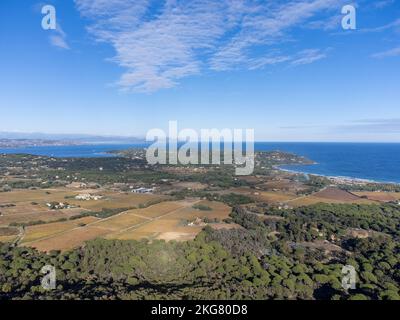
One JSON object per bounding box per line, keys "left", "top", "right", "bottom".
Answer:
{"left": 0, "top": 188, "right": 165, "bottom": 226}
{"left": 0, "top": 235, "right": 17, "bottom": 243}
{"left": 172, "top": 182, "right": 208, "bottom": 190}
{"left": 255, "top": 191, "right": 298, "bottom": 203}
{"left": 256, "top": 187, "right": 379, "bottom": 207}
{"left": 110, "top": 200, "right": 231, "bottom": 242}
{"left": 21, "top": 216, "right": 99, "bottom": 243}
{"left": 288, "top": 195, "right": 377, "bottom": 207}
{"left": 353, "top": 191, "right": 400, "bottom": 202}
{"left": 27, "top": 226, "right": 111, "bottom": 252}
{"left": 0, "top": 208, "right": 88, "bottom": 226}
{"left": 66, "top": 191, "right": 165, "bottom": 210}
{"left": 227, "top": 187, "right": 297, "bottom": 203}
{"left": 94, "top": 213, "right": 148, "bottom": 231}
{"left": 128, "top": 201, "right": 189, "bottom": 219}
{"left": 114, "top": 220, "right": 204, "bottom": 241}
{"left": 0, "top": 188, "right": 74, "bottom": 203}
{"left": 22, "top": 199, "right": 232, "bottom": 252}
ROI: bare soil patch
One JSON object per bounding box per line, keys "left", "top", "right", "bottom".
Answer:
{"left": 353, "top": 191, "right": 400, "bottom": 202}
{"left": 313, "top": 187, "right": 361, "bottom": 201}
{"left": 0, "top": 226, "right": 19, "bottom": 236}
{"left": 28, "top": 226, "right": 109, "bottom": 252}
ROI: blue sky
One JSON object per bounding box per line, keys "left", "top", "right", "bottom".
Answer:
{"left": 0, "top": 0, "right": 399, "bottom": 141}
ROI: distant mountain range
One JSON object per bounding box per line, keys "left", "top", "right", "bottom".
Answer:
{"left": 0, "top": 132, "right": 146, "bottom": 147}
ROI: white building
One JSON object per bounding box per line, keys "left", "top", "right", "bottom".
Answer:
{"left": 132, "top": 187, "right": 154, "bottom": 194}
{"left": 75, "top": 194, "right": 103, "bottom": 201}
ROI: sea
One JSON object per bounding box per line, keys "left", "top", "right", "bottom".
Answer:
{"left": 1, "top": 142, "right": 400, "bottom": 184}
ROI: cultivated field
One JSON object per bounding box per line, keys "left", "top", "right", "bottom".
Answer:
{"left": 20, "top": 199, "right": 232, "bottom": 252}
{"left": 0, "top": 188, "right": 165, "bottom": 226}
{"left": 111, "top": 200, "right": 231, "bottom": 242}
{"left": 21, "top": 216, "right": 99, "bottom": 243}
{"left": 24, "top": 226, "right": 111, "bottom": 252}
{"left": 2, "top": 184, "right": 395, "bottom": 253}
{"left": 260, "top": 178, "right": 306, "bottom": 192}
{"left": 352, "top": 191, "right": 400, "bottom": 202}
{"left": 228, "top": 187, "right": 298, "bottom": 203}
{"left": 0, "top": 226, "right": 19, "bottom": 243}
{"left": 172, "top": 181, "right": 208, "bottom": 190}
{"left": 66, "top": 191, "right": 165, "bottom": 210}
{"left": 254, "top": 191, "right": 298, "bottom": 203}
{"left": 287, "top": 188, "right": 378, "bottom": 207}
{"left": 0, "top": 235, "right": 17, "bottom": 243}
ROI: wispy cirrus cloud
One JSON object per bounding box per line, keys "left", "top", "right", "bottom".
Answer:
{"left": 360, "top": 18, "right": 400, "bottom": 33}
{"left": 373, "top": 0, "right": 395, "bottom": 9}
{"left": 337, "top": 119, "right": 400, "bottom": 133}
{"left": 246, "top": 48, "right": 328, "bottom": 70}
{"left": 74, "top": 0, "right": 342, "bottom": 92}
{"left": 49, "top": 24, "right": 70, "bottom": 50}
{"left": 371, "top": 46, "right": 400, "bottom": 58}
{"left": 306, "top": 14, "right": 342, "bottom": 31}
{"left": 281, "top": 119, "right": 400, "bottom": 135}
{"left": 209, "top": 0, "right": 341, "bottom": 71}
{"left": 290, "top": 49, "right": 328, "bottom": 66}
{"left": 75, "top": 0, "right": 231, "bottom": 91}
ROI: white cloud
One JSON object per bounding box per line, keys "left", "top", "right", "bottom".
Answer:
{"left": 290, "top": 49, "right": 327, "bottom": 66}
{"left": 372, "top": 46, "right": 400, "bottom": 59}
{"left": 360, "top": 18, "right": 400, "bottom": 33}
{"left": 247, "top": 55, "right": 292, "bottom": 70}
{"left": 209, "top": 0, "right": 341, "bottom": 71}
{"left": 373, "top": 0, "right": 395, "bottom": 9}
{"left": 49, "top": 24, "right": 70, "bottom": 50}
{"left": 246, "top": 49, "right": 328, "bottom": 70}
{"left": 306, "top": 14, "right": 342, "bottom": 31}
{"left": 75, "top": 0, "right": 342, "bottom": 92}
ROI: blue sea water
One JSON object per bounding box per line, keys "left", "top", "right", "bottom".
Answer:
{"left": 0, "top": 144, "right": 149, "bottom": 158}
{"left": 1, "top": 142, "right": 400, "bottom": 183}
{"left": 256, "top": 142, "right": 400, "bottom": 184}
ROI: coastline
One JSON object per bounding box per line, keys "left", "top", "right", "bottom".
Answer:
{"left": 1, "top": 143, "right": 400, "bottom": 185}
{"left": 276, "top": 165, "right": 400, "bottom": 186}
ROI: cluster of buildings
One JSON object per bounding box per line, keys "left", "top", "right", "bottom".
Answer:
{"left": 75, "top": 193, "right": 104, "bottom": 201}
{"left": 46, "top": 202, "right": 75, "bottom": 210}
{"left": 66, "top": 182, "right": 100, "bottom": 189}
{"left": 187, "top": 217, "right": 207, "bottom": 227}
{"left": 131, "top": 187, "right": 155, "bottom": 194}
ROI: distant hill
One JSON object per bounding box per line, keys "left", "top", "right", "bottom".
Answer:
{"left": 0, "top": 132, "right": 146, "bottom": 146}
